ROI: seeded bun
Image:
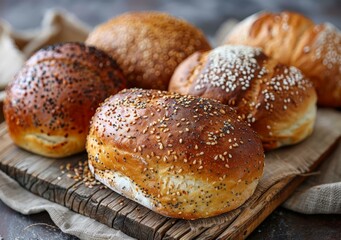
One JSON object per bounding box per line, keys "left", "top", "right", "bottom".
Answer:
{"left": 223, "top": 11, "right": 341, "bottom": 107}
{"left": 169, "top": 45, "right": 317, "bottom": 150}
{"left": 4, "top": 43, "right": 126, "bottom": 158}
{"left": 86, "top": 88, "right": 264, "bottom": 219}
{"left": 86, "top": 12, "right": 211, "bottom": 90}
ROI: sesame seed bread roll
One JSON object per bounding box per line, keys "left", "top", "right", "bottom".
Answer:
{"left": 223, "top": 11, "right": 341, "bottom": 107}
{"left": 86, "top": 88, "right": 264, "bottom": 220}
{"left": 86, "top": 12, "right": 211, "bottom": 90}
{"left": 4, "top": 43, "right": 126, "bottom": 158}
{"left": 169, "top": 45, "right": 317, "bottom": 150}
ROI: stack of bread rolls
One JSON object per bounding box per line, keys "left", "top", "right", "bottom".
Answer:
{"left": 87, "top": 88, "right": 264, "bottom": 219}
{"left": 4, "top": 10, "right": 336, "bottom": 219}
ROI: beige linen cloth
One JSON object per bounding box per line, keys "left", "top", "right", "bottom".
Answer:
{"left": 0, "top": 8, "right": 90, "bottom": 90}
{"left": 0, "top": 10, "right": 340, "bottom": 240}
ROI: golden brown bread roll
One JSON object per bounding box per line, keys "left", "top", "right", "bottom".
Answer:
{"left": 4, "top": 42, "right": 126, "bottom": 158}
{"left": 169, "top": 45, "right": 317, "bottom": 150}
{"left": 86, "top": 12, "right": 211, "bottom": 90}
{"left": 223, "top": 11, "right": 341, "bottom": 107}
{"left": 86, "top": 88, "right": 264, "bottom": 219}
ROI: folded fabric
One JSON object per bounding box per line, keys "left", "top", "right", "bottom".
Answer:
{"left": 0, "top": 21, "right": 25, "bottom": 90}
{"left": 0, "top": 8, "right": 90, "bottom": 90}
{"left": 0, "top": 170, "right": 133, "bottom": 240}
{"left": 283, "top": 141, "right": 341, "bottom": 214}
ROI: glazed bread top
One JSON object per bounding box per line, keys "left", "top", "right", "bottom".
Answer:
{"left": 4, "top": 42, "right": 126, "bottom": 157}
{"left": 87, "top": 88, "right": 264, "bottom": 219}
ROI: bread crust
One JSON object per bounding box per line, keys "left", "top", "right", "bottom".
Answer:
{"left": 86, "top": 88, "right": 264, "bottom": 219}
{"left": 169, "top": 45, "right": 317, "bottom": 150}
{"left": 86, "top": 12, "right": 211, "bottom": 90}
{"left": 224, "top": 11, "right": 341, "bottom": 107}
{"left": 4, "top": 43, "right": 126, "bottom": 158}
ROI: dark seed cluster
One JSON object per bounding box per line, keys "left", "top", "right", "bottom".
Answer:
{"left": 4, "top": 42, "right": 126, "bottom": 156}
{"left": 60, "top": 160, "right": 106, "bottom": 189}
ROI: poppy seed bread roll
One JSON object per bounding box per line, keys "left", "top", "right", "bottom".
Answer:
{"left": 4, "top": 43, "right": 126, "bottom": 158}
{"left": 169, "top": 45, "right": 317, "bottom": 150}
{"left": 223, "top": 11, "right": 341, "bottom": 107}
{"left": 86, "top": 88, "right": 264, "bottom": 219}
{"left": 86, "top": 12, "right": 211, "bottom": 90}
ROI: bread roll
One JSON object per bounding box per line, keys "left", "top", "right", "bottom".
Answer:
{"left": 4, "top": 43, "right": 126, "bottom": 158}
{"left": 87, "top": 88, "right": 264, "bottom": 219}
{"left": 86, "top": 12, "right": 211, "bottom": 90}
{"left": 223, "top": 11, "right": 341, "bottom": 107}
{"left": 169, "top": 45, "right": 317, "bottom": 150}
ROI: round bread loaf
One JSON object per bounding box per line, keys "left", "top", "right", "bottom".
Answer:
{"left": 4, "top": 42, "right": 126, "bottom": 158}
{"left": 86, "top": 88, "right": 264, "bottom": 219}
{"left": 169, "top": 45, "right": 317, "bottom": 150}
{"left": 86, "top": 12, "right": 211, "bottom": 90}
{"left": 223, "top": 11, "right": 341, "bottom": 107}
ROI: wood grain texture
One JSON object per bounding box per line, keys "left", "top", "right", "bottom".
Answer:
{"left": 0, "top": 109, "right": 340, "bottom": 240}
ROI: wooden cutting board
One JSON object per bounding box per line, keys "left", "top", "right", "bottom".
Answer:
{"left": 0, "top": 109, "right": 340, "bottom": 240}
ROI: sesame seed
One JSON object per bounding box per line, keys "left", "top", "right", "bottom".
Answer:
{"left": 194, "top": 46, "right": 264, "bottom": 93}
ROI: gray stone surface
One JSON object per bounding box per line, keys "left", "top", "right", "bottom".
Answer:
{"left": 1, "top": 0, "right": 340, "bottom": 37}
